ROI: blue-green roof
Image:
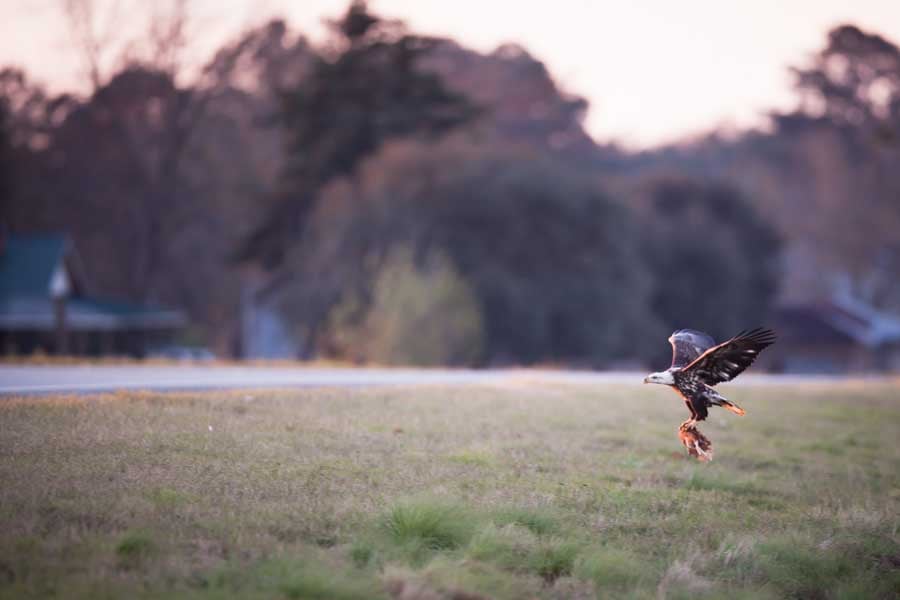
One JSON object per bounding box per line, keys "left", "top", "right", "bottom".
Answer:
{"left": 0, "top": 234, "right": 186, "bottom": 331}
{"left": 0, "top": 296, "right": 185, "bottom": 330}
{"left": 0, "top": 235, "right": 67, "bottom": 298}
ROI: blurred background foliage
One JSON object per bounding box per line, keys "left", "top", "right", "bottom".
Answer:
{"left": 325, "top": 247, "right": 484, "bottom": 366}
{"left": 2, "top": 1, "right": 898, "bottom": 366}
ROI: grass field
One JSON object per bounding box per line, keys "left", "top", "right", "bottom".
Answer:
{"left": 1, "top": 379, "right": 898, "bottom": 599}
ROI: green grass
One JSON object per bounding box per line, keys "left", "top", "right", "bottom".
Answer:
{"left": 0, "top": 379, "right": 898, "bottom": 598}
{"left": 115, "top": 530, "right": 157, "bottom": 568}
{"left": 380, "top": 500, "right": 476, "bottom": 564}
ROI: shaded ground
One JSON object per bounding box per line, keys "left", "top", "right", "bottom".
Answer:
{"left": 0, "top": 381, "right": 898, "bottom": 598}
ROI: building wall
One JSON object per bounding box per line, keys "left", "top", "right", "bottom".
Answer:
{"left": 0, "top": 328, "right": 175, "bottom": 357}
{"left": 773, "top": 343, "right": 876, "bottom": 374}
{"left": 239, "top": 278, "right": 299, "bottom": 359}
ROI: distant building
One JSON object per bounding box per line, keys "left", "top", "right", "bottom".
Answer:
{"left": 239, "top": 268, "right": 300, "bottom": 359}
{"left": 770, "top": 293, "right": 900, "bottom": 373}
{"left": 0, "top": 234, "right": 186, "bottom": 356}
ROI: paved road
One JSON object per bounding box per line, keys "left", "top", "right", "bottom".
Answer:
{"left": 0, "top": 364, "right": 868, "bottom": 396}
{"left": 0, "top": 365, "right": 634, "bottom": 395}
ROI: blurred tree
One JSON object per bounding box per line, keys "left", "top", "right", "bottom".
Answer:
{"left": 432, "top": 156, "right": 653, "bottom": 364}
{"left": 790, "top": 24, "right": 900, "bottom": 306}
{"left": 40, "top": 67, "right": 193, "bottom": 301}
{"left": 60, "top": 0, "right": 194, "bottom": 92}
{"left": 46, "top": 0, "right": 258, "bottom": 303}
{"left": 238, "top": 0, "right": 478, "bottom": 268}
{"left": 326, "top": 247, "right": 484, "bottom": 366}
{"left": 0, "top": 69, "right": 77, "bottom": 232}
{"left": 0, "top": 100, "right": 11, "bottom": 211}
{"left": 61, "top": 0, "right": 118, "bottom": 91}
{"left": 296, "top": 136, "right": 657, "bottom": 366}
{"left": 422, "top": 41, "right": 596, "bottom": 162}
{"left": 0, "top": 69, "right": 69, "bottom": 150}
{"left": 3, "top": 9, "right": 318, "bottom": 354}
{"left": 610, "top": 24, "right": 900, "bottom": 310}
{"left": 793, "top": 25, "right": 900, "bottom": 131}
{"left": 634, "top": 177, "right": 781, "bottom": 364}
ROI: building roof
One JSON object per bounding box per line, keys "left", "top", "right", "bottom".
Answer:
{"left": 0, "top": 235, "right": 68, "bottom": 298}
{"left": 0, "top": 297, "right": 186, "bottom": 331}
{"left": 827, "top": 292, "right": 900, "bottom": 347}
{"left": 775, "top": 292, "right": 900, "bottom": 348}
{"left": 772, "top": 305, "right": 854, "bottom": 345}
{"left": 0, "top": 233, "right": 185, "bottom": 331}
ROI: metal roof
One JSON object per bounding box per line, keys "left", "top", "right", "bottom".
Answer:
{"left": 775, "top": 292, "right": 900, "bottom": 348}
{"left": 0, "top": 234, "right": 186, "bottom": 332}
{"left": 0, "top": 297, "right": 186, "bottom": 331}
{"left": 0, "top": 235, "right": 68, "bottom": 298}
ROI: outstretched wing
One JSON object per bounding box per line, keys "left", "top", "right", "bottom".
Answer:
{"left": 681, "top": 328, "right": 776, "bottom": 385}
{"left": 669, "top": 329, "right": 717, "bottom": 368}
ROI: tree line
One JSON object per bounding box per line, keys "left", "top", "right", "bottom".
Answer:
{"left": 2, "top": 2, "right": 897, "bottom": 366}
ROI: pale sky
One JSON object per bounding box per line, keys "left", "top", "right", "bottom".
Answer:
{"left": 4, "top": 0, "right": 900, "bottom": 148}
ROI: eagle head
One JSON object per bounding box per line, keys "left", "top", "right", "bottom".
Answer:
{"left": 643, "top": 370, "right": 675, "bottom": 385}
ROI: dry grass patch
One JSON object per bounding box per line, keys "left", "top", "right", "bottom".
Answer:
{"left": 0, "top": 381, "right": 898, "bottom": 598}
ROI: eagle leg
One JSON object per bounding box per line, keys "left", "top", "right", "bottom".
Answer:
{"left": 678, "top": 420, "right": 713, "bottom": 462}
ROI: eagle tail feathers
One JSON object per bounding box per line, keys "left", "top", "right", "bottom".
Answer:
{"left": 719, "top": 399, "right": 745, "bottom": 416}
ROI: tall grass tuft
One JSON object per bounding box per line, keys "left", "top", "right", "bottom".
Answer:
{"left": 526, "top": 539, "right": 581, "bottom": 582}
{"left": 492, "top": 507, "right": 561, "bottom": 536}
{"left": 382, "top": 500, "right": 476, "bottom": 558}
{"left": 573, "top": 547, "right": 646, "bottom": 591}
{"left": 115, "top": 530, "right": 156, "bottom": 568}
{"left": 467, "top": 524, "right": 538, "bottom": 570}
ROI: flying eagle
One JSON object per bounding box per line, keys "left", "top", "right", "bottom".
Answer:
{"left": 643, "top": 328, "right": 776, "bottom": 461}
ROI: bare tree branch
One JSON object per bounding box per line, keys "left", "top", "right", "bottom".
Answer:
{"left": 60, "top": 0, "right": 126, "bottom": 90}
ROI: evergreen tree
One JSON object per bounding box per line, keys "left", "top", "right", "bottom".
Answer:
{"left": 239, "top": 1, "right": 478, "bottom": 267}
